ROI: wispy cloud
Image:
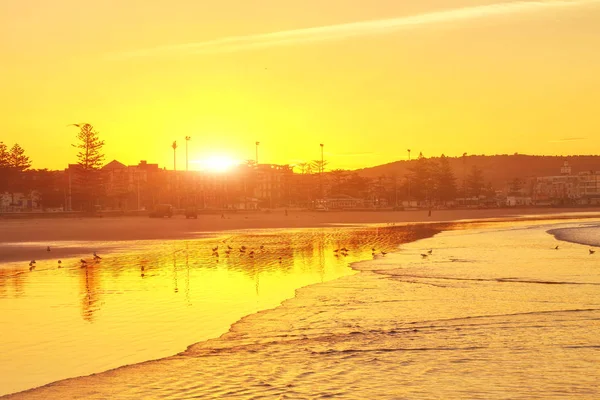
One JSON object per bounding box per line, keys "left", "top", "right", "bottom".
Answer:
{"left": 112, "top": 0, "right": 599, "bottom": 59}
{"left": 549, "top": 137, "right": 588, "bottom": 143}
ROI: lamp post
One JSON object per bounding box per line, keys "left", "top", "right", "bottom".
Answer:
{"left": 185, "top": 136, "right": 191, "bottom": 172}
{"left": 462, "top": 152, "right": 467, "bottom": 206}
{"left": 172, "top": 141, "right": 177, "bottom": 171}
{"left": 320, "top": 143, "right": 324, "bottom": 200}
{"left": 255, "top": 141, "right": 260, "bottom": 165}
{"left": 407, "top": 149, "right": 411, "bottom": 205}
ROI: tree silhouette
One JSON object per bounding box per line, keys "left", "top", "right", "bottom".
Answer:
{"left": 467, "top": 165, "right": 485, "bottom": 197}
{"left": 434, "top": 154, "right": 457, "bottom": 203}
{"left": 0, "top": 142, "right": 9, "bottom": 193}
{"left": 8, "top": 144, "right": 31, "bottom": 171}
{"left": 72, "top": 123, "right": 105, "bottom": 211}
{"left": 0, "top": 142, "right": 8, "bottom": 167}
{"left": 406, "top": 152, "right": 433, "bottom": 201}
{"left": 72, "top": 124, "right": 105, "bottom": 170}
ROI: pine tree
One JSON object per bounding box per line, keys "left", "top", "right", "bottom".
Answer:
{"left": 0, "top": 142, "right": 9, "bottom": 192}
{"left": 8, "top": 143, "right": 32, "bottom": 171}
{"left": 72, "top": 124, "right": 105, "bottom": 170}
{"left": 72, "top": 123, "right": 106, "bottom": 211}
{"left": 0, "top": 142, "right": 8, "bottom": 168}
{"left": 406, "top": 152, "right": 433, "bottom": 201}
{"left": 434, "top": 154, "right": 457, "bottom": 203}
{"left": 467, "top": 165, "right": 485, "bottom": 197}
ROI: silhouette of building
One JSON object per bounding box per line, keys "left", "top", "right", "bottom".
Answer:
{"left": 532, "top": 161, "right": 600, "bottom": 205}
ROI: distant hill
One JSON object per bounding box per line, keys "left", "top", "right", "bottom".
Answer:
{"left": 353, "top": 155, "right": 600, "bottom": 189}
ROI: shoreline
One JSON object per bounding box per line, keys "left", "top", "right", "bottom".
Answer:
{"left": 2, "top": 223, "right": 446, "bottom": 399}
{"left": 1, "top": 223, "right": 443, "bottom": 397}
{"left": 3, "top": 208, "right": 600, "bottom": 264}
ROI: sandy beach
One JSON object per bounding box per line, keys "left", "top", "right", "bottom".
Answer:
{"left": 3, "top": 207, "right": 600, "bottom": 263}
{"left": 2, "top": 215, "right": 599, "bottom": 399}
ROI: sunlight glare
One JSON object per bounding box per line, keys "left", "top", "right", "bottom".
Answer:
{"left": 194, "top": 155, "right": 240, "bottom": 172}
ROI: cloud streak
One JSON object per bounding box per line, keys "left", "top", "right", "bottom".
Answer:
{"left": 549, "top": 137, "right": 587, "bottom": 143}
{"left": 113, "top": 0, "right": 599, "bottom": 59}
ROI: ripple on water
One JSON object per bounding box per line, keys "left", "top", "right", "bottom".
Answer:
{"left": 0, "top": 224, "right": 439, "bottom": 396}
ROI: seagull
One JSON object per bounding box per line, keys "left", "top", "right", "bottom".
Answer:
{"left": 249, "top": 251, "right": 255, "bottom": 256}
{"left": 555, "top": 245, "right": 559, "bottom": 250}
{"left": 381, "top": 251, "right": 387, "bottom": 255}
{"left": 421, "top": 254, "right": 428, "bottom": 259}
{"left": 240, "top": 248, "right": 246, "bottom": 253}
{"left": 93, "top": 252, "right": 102, "bottom": 260}
{"left": 80, "top": 259, "right": 87, "bottom": 267}
{"left": 590, "top": 249, "right": 596, "bottom": 255}
{"left": 241, "top": 246, "right": 247, "bottom": 251}
{"left": 334, "top": 249, "right": 340, "bottom": 253}
{"left": 212, "top": 246, "right": 219, "bottom": 252}
{"left": 372, "top": 252, "right": 376, "bottom": 256}
{"left": 58, "top": 260, "right": 62, "bottom": 268}
{"left": 428, "top": 249, "right": 433, "bottom": 254}
{"left": 46, "top": 246, "right": 51, "bottom": 252}
{"left": 214, "top": 252, "right": 219, "bottom": 257}
{"left": 227, "top": 245, "right": 233, "bottom": 250}
{"left": 29, "top": 261, "right": 35, "bottom": 271}
{"left": 372, "top": 247, "right": 376, "bottom": 252}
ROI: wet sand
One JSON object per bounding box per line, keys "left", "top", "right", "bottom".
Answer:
{"left": 2, "top": 207, "right": 600, "bottom": 263}
{"left": 0, "top": 224, "right": 441, "bottom": 396}
{"left": 5, "top": 218, "right": 600, "bottom": 399}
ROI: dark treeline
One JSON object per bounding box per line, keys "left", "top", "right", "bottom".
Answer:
{"left": 356, "top": 153, "right": 600, "bottom": 191}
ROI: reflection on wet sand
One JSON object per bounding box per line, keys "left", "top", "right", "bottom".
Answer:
{"left": 6, "top": 220, "right": 599, "bottom": 400}
{"left": 0, "top": 224, "right": 442, "bottom": 396}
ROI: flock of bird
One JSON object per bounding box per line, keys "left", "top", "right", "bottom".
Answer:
{"left": 554, "top": 245, "right": 595, "bottom": 254}
{"left": 28, "top": 246, "right": 102, "bottom": 271}
{"left": 26, "top": 242, "right": 597, "bottom": 272}
{"left": 210, "top": 244, "right": 284, "bottom": 262}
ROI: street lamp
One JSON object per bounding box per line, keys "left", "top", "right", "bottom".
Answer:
{"left": 255, "top": 141, "right": 260, "bottom": 165}
{"left": 407, "top": 149, "right": 411, "bottom": 204}
{"left": 185, "top": 136, "right": 191, "bottom": 172}
{"left": 462, "top": 152, "right": 467, "bottom": 205}
{"left": 320, "top": 143, "right": 324, "bottom": 200}
{"left": 172, "top": 140, "right": 178, "bottom": 171}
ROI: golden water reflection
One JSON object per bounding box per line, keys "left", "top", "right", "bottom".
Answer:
{"left": 0, "top": 225, "right": 439, "bottom": 396}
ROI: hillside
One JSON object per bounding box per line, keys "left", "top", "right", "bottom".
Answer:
{"left": 354, "top": 155, "right": 600, "bottom": 189}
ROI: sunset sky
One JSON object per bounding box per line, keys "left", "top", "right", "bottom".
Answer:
{"left": 2, "top": 0, "right": 600, "bottom": 171}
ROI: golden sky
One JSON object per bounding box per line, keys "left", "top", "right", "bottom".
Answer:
{"left": 1, "top": 0, "right": 600, "bottom": 171}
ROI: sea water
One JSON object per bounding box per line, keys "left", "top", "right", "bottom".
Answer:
{"left": 5, "top": 218, "right": 599, "bottom": 399}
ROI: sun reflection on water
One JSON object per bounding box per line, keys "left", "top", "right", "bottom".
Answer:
{"left": 0, "top": 224, "right": 439, "bottom": 396}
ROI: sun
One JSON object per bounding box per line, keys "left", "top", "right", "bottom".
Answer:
{"left": 194, "top": 155, "right": 239, "bottom": 172}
